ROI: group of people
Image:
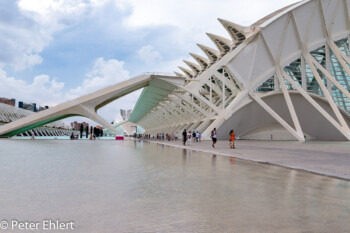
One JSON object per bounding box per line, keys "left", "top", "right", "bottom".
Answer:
{"left": 70, "top": 133, "right": 79, "bottom": 140}
{"left": 182, "top": 128, "right": 235, "bottom": 149}
{"left": 155, "top": 133, "right": 179, "bottom": 141}
{"left": 136, "top": 134, "right": 151, "bottom": 140}
{"left": 181, "top": 130, "right": 202, "bottom": 145}
{"left": 210, "top": 128, "right": 235, "bottom": 149}
{"left": 70, "top": 126, "right": 104, "bottom": 140}
{"left": 141, "top": 128, "right": 236, "bottom": 149}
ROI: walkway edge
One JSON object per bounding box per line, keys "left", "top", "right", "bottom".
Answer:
{"left": 148, "top": 140, "right": 350, "bottom": 181}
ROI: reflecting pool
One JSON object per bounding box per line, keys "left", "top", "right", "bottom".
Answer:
{"left": 0, "top": 139, "right": 349, "bottom": 232}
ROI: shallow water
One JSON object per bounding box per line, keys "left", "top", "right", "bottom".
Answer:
{"left": 11, "top": 136, "right": 116, "bottom": 140}
{"left": 0, "top": 139, "right": 349, "bottom": 232}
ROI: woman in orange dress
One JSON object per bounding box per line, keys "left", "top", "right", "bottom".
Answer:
{"left": 229, "top": 129, "right": 235, "bottom": 149}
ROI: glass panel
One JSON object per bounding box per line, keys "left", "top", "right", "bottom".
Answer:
{"left": 256, "top": 76, "right": 275, "bottom": 92}
{"left": 330, "top": 38, "right": 350, "bottom": 113}
{"left": 282, "top": 38, "right": 350, "bottom": 113}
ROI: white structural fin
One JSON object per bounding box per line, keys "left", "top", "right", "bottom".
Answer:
{"left": 206, "top": 33, "right": 232, "bottom": 54}
{"left": 189, "top": 53, "right": 210, "bottom": 70}
{"left": 178, "top": 66, "right": 194, "bottom": 78}
{"left": 183, "top": 60, "right": 201, "bottom": 75}
{"left": 197, "top": 44, "right": 220, "bottom": 64}
{"left": 174, "top": 71, "right": 184, "bottom": 77}
{"left": 217, "top": 18, "right": 250, "bottom": 43}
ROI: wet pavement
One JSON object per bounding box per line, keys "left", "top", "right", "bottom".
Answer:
{"left": 0, "top": 139, "right": 349, "bottom": 232}
{"left": 149, "top": 139, "right": 350, "bottom": 180}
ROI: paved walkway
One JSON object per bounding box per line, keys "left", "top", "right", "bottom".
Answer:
{"left": 149, "top": 139, "right": 350, "bottom": 180}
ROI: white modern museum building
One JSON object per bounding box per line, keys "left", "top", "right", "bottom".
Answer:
{"left": 1, "top": 0, "right": 350, "bottom": 141}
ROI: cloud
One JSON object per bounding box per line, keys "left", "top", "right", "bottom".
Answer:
{"left": 67, "top": 57, "right": 130, "bottom": 99}
{"left": 66, "top": 57, "right": 141, "bottom": 123}
{"left": 0, "top": 57, "right": 136, "bottom": 123}
{"left": 1, "top": 0, "right": 300, "bottom": 75}
{"left": 137, "top": 45, "right": 162, "bottom": 64}
{"left": 0, "top": 0, "right": 301, "bottom": 125}
{"left": 121, "top": 0, "right": 300, "bottom": 49}
{"left": 0, "top": 68, "right": 64, "bottom": 106}
{"left": 0, "top": 56, "right": 131, "bottom": 107}
{"left": 123, "top": 0, "right": 299, "bottom": 28}
{"left": 18, "top": 0, "right": 90, "bottom": 16}
{"left": 0, "top": 0, "right": 48, "bottom": 70}
{"left": 116, "top": 0, "right": 299, "bottom": 76}
{"left": 0, "top": 0, "right": 114, "bottom": 71}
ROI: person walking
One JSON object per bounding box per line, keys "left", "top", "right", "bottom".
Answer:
{"left": 90, "top": 126, "right": 93, "bottom": 140}
{"left": 79, "top": 124, "right": 83, "bottom": 138}
{"left": 182, "top": 129, "right": 187, "bottom": 145}
{"left": 211, "top": 128, "right": 217, "bottom": 148}
{"left": 188, "top": 130, "right": 192, "bottom": 145}
{"left": 229, "top": 129, "right": 235, "bottom": 149}
{"left": 85, "top": 125, "right": 89, "bottom": 138}
{"left": 93, "top": 127, "right": 97, "bottom": 140}
{"left": 192, "top": 131, "right": 196, "bottom": 143}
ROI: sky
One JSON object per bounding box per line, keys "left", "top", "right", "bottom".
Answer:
{"left": 0, "top": 0, "right": 299, "bottom": 125}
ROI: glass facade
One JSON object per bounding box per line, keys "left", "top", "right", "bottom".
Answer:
{"left": 257, "top": 38, "right": 350, "bottom": 113}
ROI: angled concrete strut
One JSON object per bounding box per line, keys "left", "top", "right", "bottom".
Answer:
{"left": 0, "top": 74, "right": 184, "bottom": 137}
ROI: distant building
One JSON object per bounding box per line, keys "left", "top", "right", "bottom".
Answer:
{"left": 17, "top": 101, "right": 49, "bottom": 112}
{"left": 0, "top": 97, "right": 15, "bottom": 106}
{"left": 19, "top": 102, "right": 37, "bottom": 112}
{"left": 70, "top": 121, "right": 89, "bottom": 130}
{"left": 120, "top": 109, "right": 132, "bottom": 121}
{"left": 120, "top": 109, "right": 126, "bottom": 121}
{"left": 37, "top": 106, "right": 46, "bottom": 112}
{"left": 37, "top": 105, "right": 49, "bottom": 112}
{"left": 82, "top": 122, "right": 89, "bottom": 129}
{"left": 70, "top": 121, "right": 78, "bottom": 130}
{"left": 127, "top": 109, "right": 132, "bottom": 119}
